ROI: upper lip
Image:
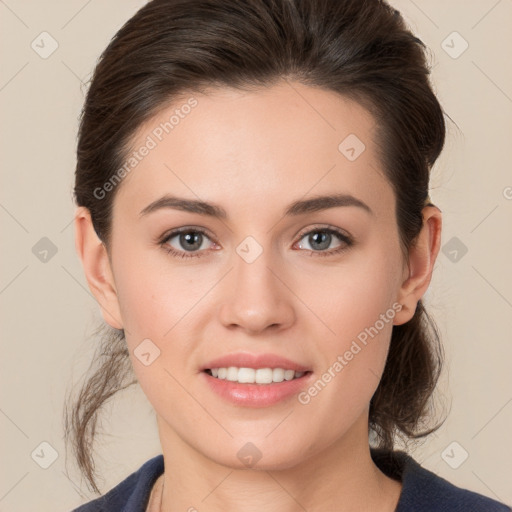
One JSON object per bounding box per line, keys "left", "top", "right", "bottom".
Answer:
{"left": 201, "top": 352, "right": 311, "bottom": 372}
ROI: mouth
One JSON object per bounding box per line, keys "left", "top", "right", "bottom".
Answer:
{"left": 203, "top": 367, "right": 313, "bottom": 384}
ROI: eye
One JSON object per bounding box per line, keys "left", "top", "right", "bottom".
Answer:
{"left": 158, "top": 225, "right": 353, "bottom": 260}
{"left": 294, "top": 226, "right": 353, "bottom": 257}
{"left": 159, "top": 227, "right": 216, "bottom": 259}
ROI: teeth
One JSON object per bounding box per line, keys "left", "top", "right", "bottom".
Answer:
{"left": 207, "top": 367, "right": 306, "bottom": 384}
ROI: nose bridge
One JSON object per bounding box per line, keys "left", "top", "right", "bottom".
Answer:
{"left": 218, "top": 234, "right": 295, "bottom": 332}
{"left": 234, "top": 237, "right": 277, "bottom": 293}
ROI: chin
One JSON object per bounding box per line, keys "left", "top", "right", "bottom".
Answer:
{"left": 204, "top": 440, "right": 310, "bottom": 472}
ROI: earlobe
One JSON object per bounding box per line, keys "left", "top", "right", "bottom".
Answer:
{"left": 393, "top": 206, "right": 442, "bottom": 326}
{"left": 74, "top": 206, "right": 124, "bottom": 330}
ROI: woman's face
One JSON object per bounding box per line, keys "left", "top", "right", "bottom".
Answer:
{"left": 104, "top": 81, "right": 412, "bottom": 468}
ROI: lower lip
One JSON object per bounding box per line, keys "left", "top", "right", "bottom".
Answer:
{"left": 201, "top": 371, "right": 313, "bottom": 408}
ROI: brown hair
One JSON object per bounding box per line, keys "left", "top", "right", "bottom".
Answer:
{"left": 64, "top": 0, "right": 447, "bottom": 494}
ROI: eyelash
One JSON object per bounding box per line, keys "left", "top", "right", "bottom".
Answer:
{"left": 158, "top": 225, "right": 354, "bottom": 260}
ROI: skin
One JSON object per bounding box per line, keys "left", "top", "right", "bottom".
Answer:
{"left": 75, "top": 80, "right": 442, "bottom": 512}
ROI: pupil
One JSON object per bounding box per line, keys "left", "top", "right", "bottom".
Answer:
{"left": 181, "top": 232, "right": 202, "bottom": 250}
{"left": 311, "top": 231, "right": 330, "bottom": 250}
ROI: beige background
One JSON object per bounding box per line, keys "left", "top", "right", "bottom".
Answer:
{"left": 1, "top": 0, "right": 511, "bottom": 510}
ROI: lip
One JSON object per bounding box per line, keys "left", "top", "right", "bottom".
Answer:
{"left": 201, "top": 352, "right": 311, "bottom": 372}
{"left": 201, "top": 370, "right": 314, "bottom": 408}
{"left": 200, "top": 352, "right": 313, "bottom": 407}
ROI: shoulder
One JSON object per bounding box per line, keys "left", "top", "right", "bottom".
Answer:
{"left": 70, "top": 454, "right": 164, "bottom": 512}
{"left": 371, "top": 448, "right": 511, "bottom": 512}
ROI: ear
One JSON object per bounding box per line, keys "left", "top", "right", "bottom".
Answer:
{"left": 393, "top": 205, "right": 442, "bottom": 326}
{"left": 74, "top": 206, "right": 124, "bottom": 330}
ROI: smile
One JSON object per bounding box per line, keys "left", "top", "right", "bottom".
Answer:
{"left": 204, "top": 367, "right": 308, "bottom": 384}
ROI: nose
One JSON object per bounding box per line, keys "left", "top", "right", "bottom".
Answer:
{"left": 218, "top": 244, "right": 296, "bottom": 335}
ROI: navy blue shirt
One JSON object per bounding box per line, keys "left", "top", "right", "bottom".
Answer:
{"left": 71, "top": 449, "right": 511, "bottom": 511}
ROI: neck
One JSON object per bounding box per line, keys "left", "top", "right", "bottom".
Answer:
{"left": 154, "top": 412, "right": 402, "bottom": 512}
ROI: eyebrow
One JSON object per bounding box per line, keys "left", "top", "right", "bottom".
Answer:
{"left": 139, "top": 193, "right": 374, "bottom": 219}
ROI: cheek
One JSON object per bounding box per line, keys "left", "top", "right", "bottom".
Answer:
{"left": 112, "top": 250, "right": 217, "bottom": 391}
{"left": 296, "top": 277, "right": 397, "bottom": 444}
{"left": 299, "top": 244, "right": 401, "bottom": 398}
{"left": 305, "top": 246, "right": 400, "bottom": 345}
{"left": 113, "top": 246, "right": 198, "bottom": 337}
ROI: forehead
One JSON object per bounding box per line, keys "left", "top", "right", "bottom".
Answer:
{"left": 113, "top": 81, "right": 392, "bottom": 220}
